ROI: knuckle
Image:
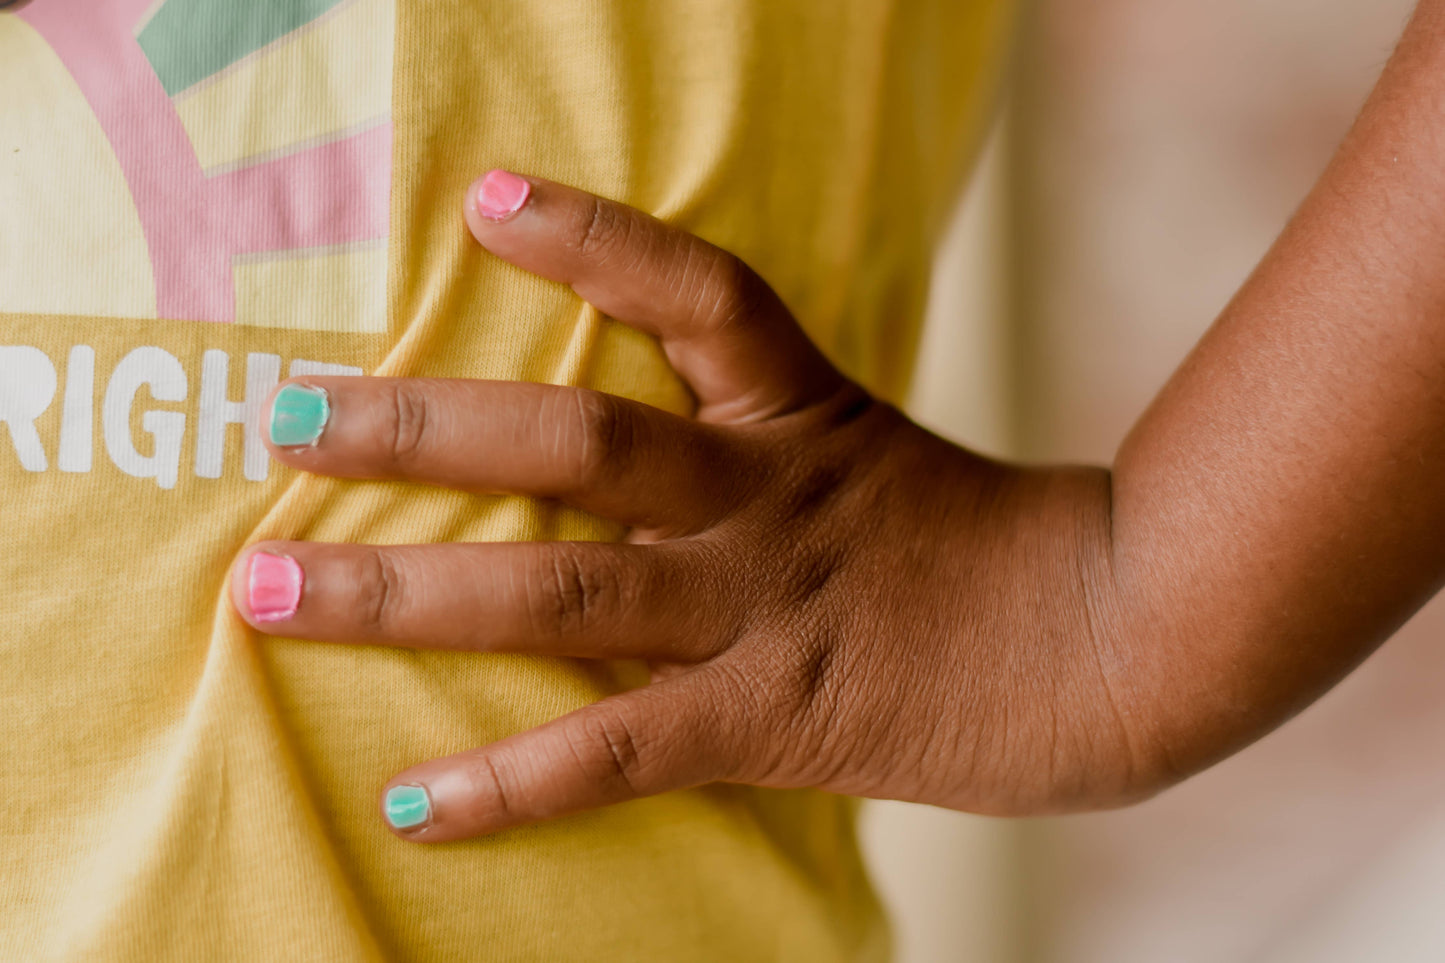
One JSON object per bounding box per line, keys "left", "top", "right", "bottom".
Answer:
{"left": 383, "top": 381, "right": 431, "bottom": 467}
{"left": 567, "top": 705, "right": 646, "bottom": 796}
{"left": 771, "top": 626, "right": 858, "bottom": 783}
{"left": 703, "top": 659, "right": 779, "bottom": 781}
{"left": 532, "top": 545, "right": 622, "bottom": 637}
{"left": 789, "top": 631, "right": 842, "bottom": 721}
{"left": 569, "top": 390, "right": 635, "bottom": 492}
{"left": 750, "top": 617, "right": 841, "bottom": 726}
{"left": 356, "top": 548, "right": 403, "bottom": 633}
{"left": 792, "top": 540, "right": 844, "bottom": 600}
{"left": 693, "top": 253, "right": 769, "bottom": 335}
{"left": 463, "top": 750, "right": 518, "bottom": 822}
{"left": 571, "top": 195, "right": 629, "bottom": 264}
{"left": 738, "top": 551, "right": 858, "bottom": 775}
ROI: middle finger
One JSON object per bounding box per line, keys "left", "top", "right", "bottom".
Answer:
{"left": 230, "top": 539, "right": 732, "bottom": 662}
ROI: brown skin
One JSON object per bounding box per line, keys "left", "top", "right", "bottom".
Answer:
{"left": 233, "top": 2, "right": 1445, "bottom": 842}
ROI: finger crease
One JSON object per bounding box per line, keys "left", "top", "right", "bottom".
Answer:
{"left": 472, "top": 752, "right": 516, "bottom": 822}
{"left": 389, "top": 384, "right": 428, "bottom": 465}
{"left": 361, "top": 550, "right": 399, "bottom": 632}
{"left": 580, "top": 710, "right": 644, "bottom": 797}
{"left": 577, "top": 195, "right": 610, "bottom": 260}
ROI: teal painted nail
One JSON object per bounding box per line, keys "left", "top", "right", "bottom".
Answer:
{"left": 269, "top": 384, "right": 330, "bottom": 447}
{"left": 384, "top": 785, "right": 431, "bottom": 830}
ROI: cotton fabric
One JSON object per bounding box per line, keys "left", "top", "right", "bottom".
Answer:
{"left": 0, "top": 1, "right": 1012, "bottom": 959}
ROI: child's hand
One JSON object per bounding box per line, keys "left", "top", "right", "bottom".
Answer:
{"left": 231, "top": 173, "right": 1140, "bottom": 841}
{"left": 234, "top": 6, "right": 1445, "bottom": 845}
{"left": 232, "top": 37, "right": 1445, "bottom": 844}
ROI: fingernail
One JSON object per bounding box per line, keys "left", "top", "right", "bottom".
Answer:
{"left": 247, "top": 552, "right": 304, "bottom": 623}
{"left": 384, "top": 785, "right": 432, "bottom": 830}
{"left": 474, "top": 170, "right": 532, "bottom": 221}
{"left": 269, "top": 384, "right": 330, "bottom": 448}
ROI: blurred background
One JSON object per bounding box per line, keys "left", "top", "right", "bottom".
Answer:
{"left": 859, "top": 1, "right": 1445, "bottom": 960}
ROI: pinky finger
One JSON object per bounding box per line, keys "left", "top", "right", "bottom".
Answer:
{"left": 379, "top": 670, "right": 744, "bottom": 842}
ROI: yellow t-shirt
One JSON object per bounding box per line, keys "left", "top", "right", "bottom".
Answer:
{"left": 0, "top": 1, "right": 1013, "bottom": 959}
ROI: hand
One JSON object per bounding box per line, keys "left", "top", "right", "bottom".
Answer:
{"left": 231, "top": 171, "right": 1144, "bottom": 842}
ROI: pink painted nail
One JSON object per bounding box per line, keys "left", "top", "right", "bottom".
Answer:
{"left": 247, "top": 552, "right": 304, "bottom": 623}
{"left": 475, "top": 170, "right": 532, "bottom": 221}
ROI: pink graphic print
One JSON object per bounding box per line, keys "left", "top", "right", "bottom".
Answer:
{"left": 17, "top": 0, "right": 391, "bottom": 324}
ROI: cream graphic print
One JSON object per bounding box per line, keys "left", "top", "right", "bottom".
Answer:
{"left": 0, "top": 0, "right": 394, "bottom": 332}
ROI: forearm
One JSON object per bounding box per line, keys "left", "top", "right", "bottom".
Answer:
{"left": 1104, "top": 1, "right": 1445, "bottom": 782}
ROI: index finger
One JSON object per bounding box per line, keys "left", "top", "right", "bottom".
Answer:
{"left": 463, "top": 172, "right": 848, "bottom": 423}
{"left": 263, "top": 376, "right": 751, "bottom": 534}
